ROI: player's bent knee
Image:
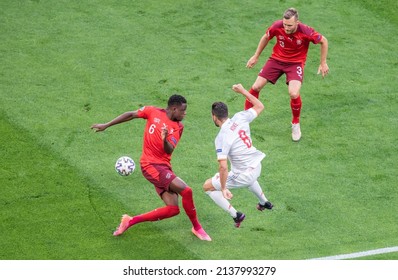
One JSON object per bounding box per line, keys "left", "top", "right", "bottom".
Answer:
{"left": 167, "top": 205, "right": 180, "bottom": 217}
{"left": 289, "top": 92, "right": 300, "bottom": 99}
{"left": 180, "top": 186, "right": 192, "bottom": 197}
{"left": 253, "top": 76, "right": 268, "bottom": 91}
{"left": 252, "top": 84, "right": 263, "bottom": 92}
{"left": 203, "top": 179, "right": 214, "bottom": 192}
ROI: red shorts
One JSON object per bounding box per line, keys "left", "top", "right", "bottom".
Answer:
{"left": 141, "top": 163, "right": 177, "bottom": 196}
{"left": 259, "top": 58, "right": 304, "bottom": 84}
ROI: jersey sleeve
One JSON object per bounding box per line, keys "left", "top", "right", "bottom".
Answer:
{"left": 167, "top": 122, "right": 183, "bottom": 148}
{"left": 311, "top": 32, "right": 322, "bottom": 44}
{"left": 215, "top": 131, "right": 229, "bottom": 161}
{"left": 266, "top": 20, "right": 282, "bottom": 39}
{"left": 239, "top": 108, "right": 258, "bottom": 123}
{"left": 308, "top": 29, "right": 322, "bottom": 44}
{"left": 300, "top": 23, "right": 323, "bottom": 44}
{"left": 136, "top": 106, "right": 153, "bottom": 119}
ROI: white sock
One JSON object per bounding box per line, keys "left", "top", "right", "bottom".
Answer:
{"left": 206, "top": 190, "right": 237, "bottom": 218}
{"left": 248, "top": 181, "right": 268, "bottom": 205}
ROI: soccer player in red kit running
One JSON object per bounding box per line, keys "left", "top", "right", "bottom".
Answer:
{"left": 91, "top": 95, "right": 211, "bottom": 241}
{"left": 245, "top": 8, "right": 329, "bottom": 141}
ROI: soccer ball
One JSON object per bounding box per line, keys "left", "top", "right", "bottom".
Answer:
{"left": 115, "top": 156, "right": 135, "bottom": 176}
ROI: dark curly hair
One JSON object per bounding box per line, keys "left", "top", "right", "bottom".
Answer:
{"left": 168, "top": 94, "right": 187, "bottom": 107}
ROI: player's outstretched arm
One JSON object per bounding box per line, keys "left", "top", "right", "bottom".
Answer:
{"left": 91, "top": 111, "right": 138, "bottom": 132}
{"left": 232, "top": 84, "right": 264, "bottom": 116}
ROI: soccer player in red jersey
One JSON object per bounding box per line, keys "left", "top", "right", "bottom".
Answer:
{"left": 91, "top": 95, "right": 211, "bottom": 241}
{"left": 245, "top": 8, "right": 329, "bottom": 141}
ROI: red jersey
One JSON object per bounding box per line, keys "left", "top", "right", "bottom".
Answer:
{"left": 266, "top": 20, "right": 322, "bottom": 63}
{"left": 136, "top": 106, "right": 184, "bottom": 167}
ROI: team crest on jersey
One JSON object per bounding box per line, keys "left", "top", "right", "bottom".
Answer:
{"left": 154, "top": 117, "right": 160, "bottom": 124}
{"left": 296, "top": 39, "right": 302, "bottom": 45}
{"left": 278, "top": 35, "right": 284, "bottom": 40}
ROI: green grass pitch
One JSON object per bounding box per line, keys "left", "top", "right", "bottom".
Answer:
{"left": 0, "top": 0, "right": 397, "bottom": 260}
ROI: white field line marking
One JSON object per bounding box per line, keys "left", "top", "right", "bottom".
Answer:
{"left": 310, "top": 246, "right": 398, "bottom": 260}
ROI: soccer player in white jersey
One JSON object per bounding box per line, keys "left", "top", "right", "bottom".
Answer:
{"left": 203, "top": 84, "right": 273, "bottom": 228}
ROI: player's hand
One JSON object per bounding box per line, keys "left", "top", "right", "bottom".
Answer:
{"left": 222, "top": 189, "right": 233, "bottom": 200}
{"left": 161, "top": 126, "right": 168, "bottom": 140}
{"left": 317, "top": 63, "right": 329, "bottom": 78}
{"left": 246, "top": 55, "right": 258, "bottom": 68}
{"left": 232, "top": 83, "right": 244, "bottom": 93}
{"left": 91, "top": 124, "right": 107, "bottom": 132}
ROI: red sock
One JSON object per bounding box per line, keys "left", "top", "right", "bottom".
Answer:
{"left": 180, "top": 187, "right": 202, "bottom": 230}
{"left": 244, "top": 88, "right": 260, "bottom": 110}
{"left": 290, "top": 95, "right": 302, "bottom": 124}
{"left": 128, "top": 205, "right": 180, "bottom": 227}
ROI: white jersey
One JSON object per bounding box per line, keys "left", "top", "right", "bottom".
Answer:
{"left": 215, "top": 108, "right": 265, "bottom": 173}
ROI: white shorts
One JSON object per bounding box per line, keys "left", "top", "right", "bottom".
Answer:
{"left": 211, "top": 164, "right": 262, "bottom": 190}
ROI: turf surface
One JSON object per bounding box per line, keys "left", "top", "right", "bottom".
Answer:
{"left": 1, "top": 0, "right": 397, "bottom": 261}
